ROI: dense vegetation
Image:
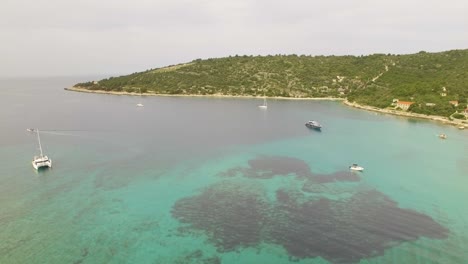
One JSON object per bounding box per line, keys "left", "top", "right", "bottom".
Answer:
{"left": 75, "top": 49, "right": 468, "bottom": 117}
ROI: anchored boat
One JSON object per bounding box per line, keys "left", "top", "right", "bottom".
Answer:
{"left": 32, "top": 129, "right": 52, "bottom": 170}
{"left": 305, "top": 120, "right": 322, "bottom": 130}
{"left": 349, "top": 164, "right": 364, "bottom": 171}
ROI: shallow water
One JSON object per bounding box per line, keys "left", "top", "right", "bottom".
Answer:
{"left": 0, "top": 77, "right": 467, "bottom": 263}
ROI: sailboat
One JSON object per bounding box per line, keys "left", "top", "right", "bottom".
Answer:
{"left": 258, "top": 97, "right": 267, "bottom": 109}
{"left": 136, "top": 88, "right": 144, "bottom": 107}
{"left": 32, "top": 129, "right": 52, "bottom": 170}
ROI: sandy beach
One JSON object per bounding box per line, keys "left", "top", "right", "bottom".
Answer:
{"left": 65, "top": 87, "right": 345, "bottom": 101}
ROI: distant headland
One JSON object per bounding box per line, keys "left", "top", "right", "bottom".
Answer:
{"left": 69, "top": 49, "right": 468, "bottom": 127}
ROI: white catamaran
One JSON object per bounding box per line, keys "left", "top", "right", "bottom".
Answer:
{"left": 32, "top": 129, "right": 52, "bottom": 170}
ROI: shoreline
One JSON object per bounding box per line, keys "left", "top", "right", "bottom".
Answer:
{"left": 65, "top": 87, "right": 466, "bottom": 128}
{"left": 343, "top": 100, "right": 467, "bottom": 128}
{"left": 65, "top": 87, "right": 345, "bottom": 101}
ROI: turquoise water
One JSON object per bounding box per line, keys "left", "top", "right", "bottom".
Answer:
{"left": 0, "top": 78, "right": 467, "bottom": 263}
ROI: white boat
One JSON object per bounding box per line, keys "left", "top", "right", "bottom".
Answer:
{"left": 349, "top": 164, "right": 364, "bottom": 171}
{"left": 136, "top": 88, "right": 144, "bottom": 107}
{"left": 32, "top": 129, "right": 52, "bottom": 170}
{"left": 305, "top": 120, "right": 322, "bottom": 130}
{"left": 439, "top": 134, "right": 447, "bottom": 139}
{"left": 258, "top": 97, "right": 267, "bottom": 109}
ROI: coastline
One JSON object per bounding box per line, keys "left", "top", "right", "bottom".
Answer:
{"left": 65, "top": 87, "right": 466, "bottom": 128}
{"left": 65, "top": 86, "right": 345, "bottom": 101}
{"left": 343, "top": 99, "right": 466, "bottom": 128}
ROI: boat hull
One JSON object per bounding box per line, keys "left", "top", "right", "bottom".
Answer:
{"left": 305, "top": 124, "right": 321, "bottom": 130}
{"left": 32, "top": 157, "right": 52, "bottom": 170}
{"left": 349, "top": 166, "right": 364, "bottom": 171}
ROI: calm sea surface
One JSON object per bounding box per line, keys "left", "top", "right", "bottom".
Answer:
{"left": 0, "top": 77, "right": 467, "bottom": 264}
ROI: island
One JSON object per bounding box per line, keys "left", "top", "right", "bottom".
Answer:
{"left": 68, "top": 49, "right": 468, "bottom": 127}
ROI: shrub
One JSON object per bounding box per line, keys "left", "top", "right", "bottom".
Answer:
{"left": 124, "top": 87, "right": 135, "bottom": 93}
{"left": 452, "top": 113, "right": 466, "bottom": 119}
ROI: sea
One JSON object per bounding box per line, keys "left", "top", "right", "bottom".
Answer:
{"left": 0, "top": 77, "right": 467, "bottom": 264}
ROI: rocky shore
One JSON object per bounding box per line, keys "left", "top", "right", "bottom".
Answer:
{"left": 343, "top": 100, "right": 467, "bottom": 128}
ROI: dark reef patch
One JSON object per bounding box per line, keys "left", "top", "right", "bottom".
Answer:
{"left": 312, "top": 171, "right": 361, "bottom": 184}
{"left": 173, "top": 249, "right": 221, "bottom": 264}
{"left": 302, "top": 171, "right": 361, "bottom": 194}
{"left": 218, "top": 156, "right": 360, "bottom": 184}
{"left": 172, "top": 181, "right": 269, "bottom": 252}
{"left": 72, "top": 247, "right": 89, "bottom": 264}
{"left": 175, "top": 156, "right": 449, "bottom": 263}
{"left": 269, "top": 189, "right": 449, "bottom": 263}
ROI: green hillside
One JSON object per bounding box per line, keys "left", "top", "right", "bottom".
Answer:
{"left": 75, "top": 49, "right": 468, "bottom": 117}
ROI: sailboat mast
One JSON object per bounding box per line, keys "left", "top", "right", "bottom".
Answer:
{"left": 36, "top": 129, "right": 44, "bottom": 157}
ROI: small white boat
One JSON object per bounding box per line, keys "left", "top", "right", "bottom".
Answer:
{"left": 136, "top": 88, "right": 144, "bottom": 107}
{"left": 439, "top": 134, "right": 447, "bottom": 139}
{"left": 459, "top": 126, "right": 465, "bottom": 130}
{"left": 258, "top": 97, "right": 267, "bottom": 109}
{"left": 26, "top": 128, "right": 36, "bottom": 132}
{"left": 349, "top": 164, "right": 364, "bottom": 171}
{"left": 32, "top": 129, "right": 52, "bottom": 170}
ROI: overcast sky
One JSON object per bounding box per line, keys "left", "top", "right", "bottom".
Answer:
{"left": 1, "top": 0, "right": 467, "bottom": 78}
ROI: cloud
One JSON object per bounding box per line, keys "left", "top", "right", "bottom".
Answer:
{"left": 0, "top": 0, "right": 467, "bottom": 77}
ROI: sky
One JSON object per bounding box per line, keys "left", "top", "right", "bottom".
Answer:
{"left": 1, "top": 0, "right": 467, "bottom": 78}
